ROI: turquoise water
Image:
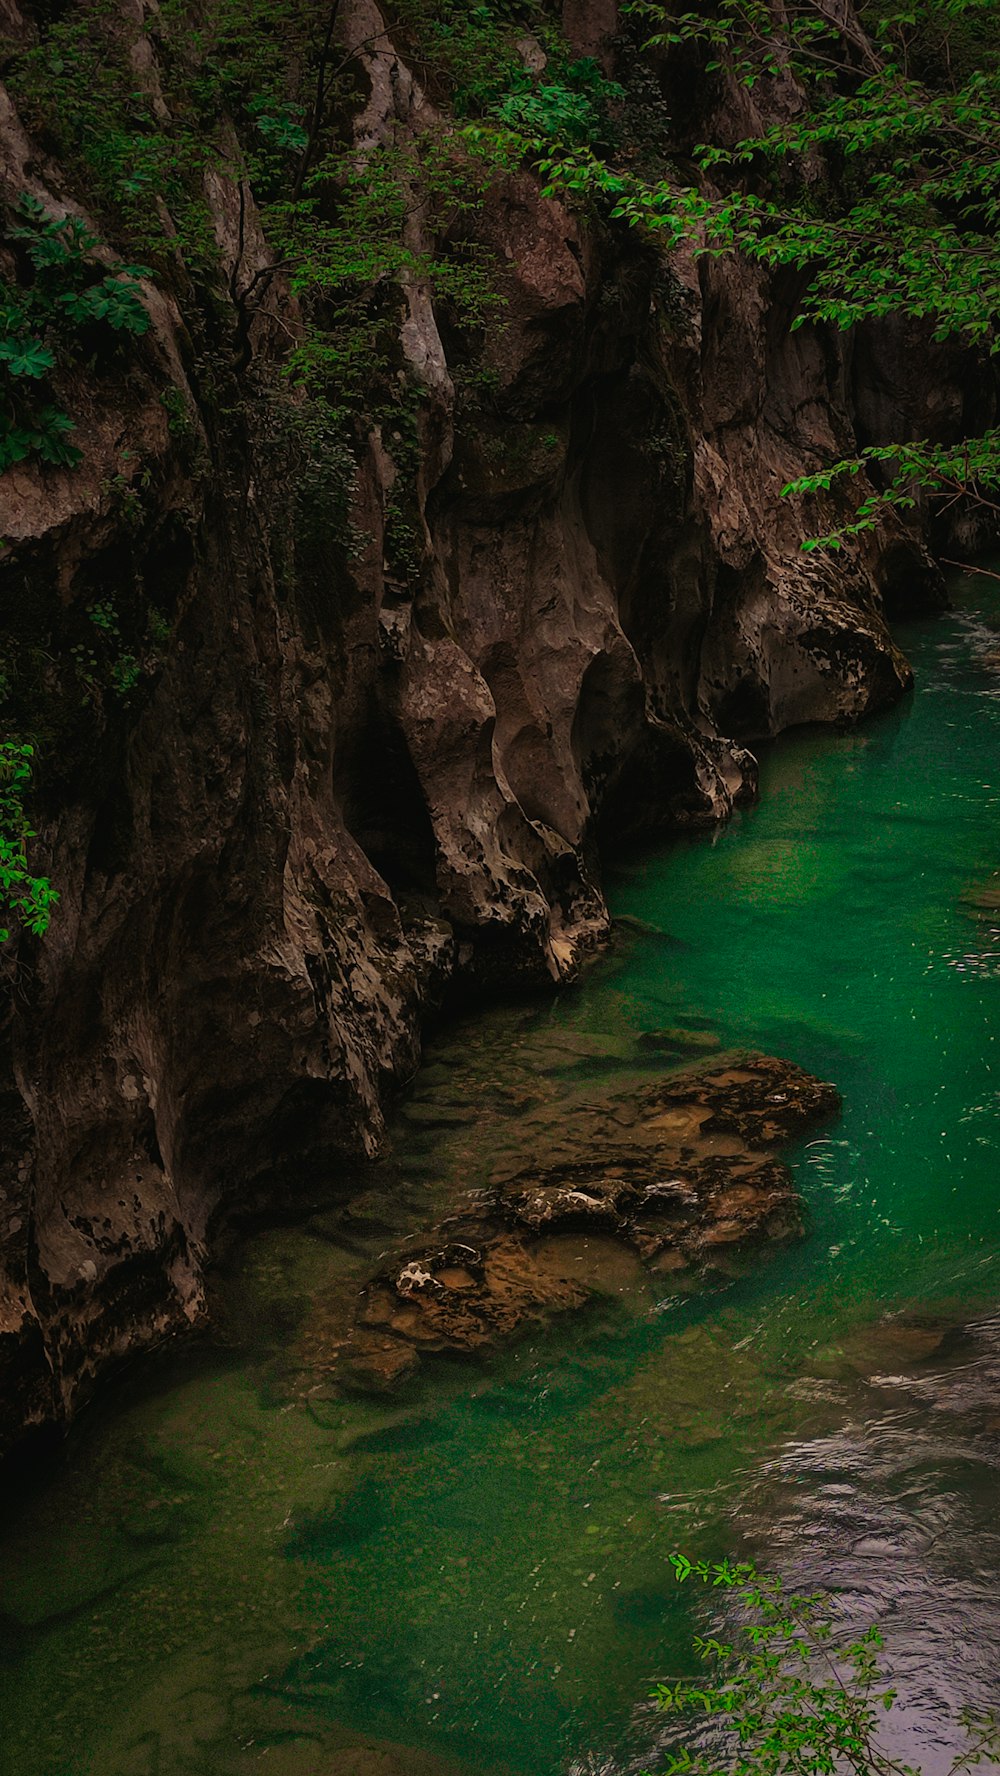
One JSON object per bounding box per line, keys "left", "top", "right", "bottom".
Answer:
{"left": 2, "top": 573, "right": 1000, "bottom": 1776}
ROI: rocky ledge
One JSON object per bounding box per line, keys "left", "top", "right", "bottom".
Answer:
{"left": 314, "top": 1054, "right": 840, "bottom": 1392}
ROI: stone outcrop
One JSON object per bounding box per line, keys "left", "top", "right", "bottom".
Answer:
{"left": 0, "top": 0, "right": 979, "bottom": 1457}
{"left": 299, "top": 1053, "right": 840, "bottom": 1392}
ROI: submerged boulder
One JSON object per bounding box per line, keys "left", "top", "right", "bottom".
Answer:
{"left": 325, "top": 1053, "right": 840, "bottom": 1392}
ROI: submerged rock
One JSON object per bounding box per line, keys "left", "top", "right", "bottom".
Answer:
{"left": 323, "top": 1054, "right": 840, "bottom": 1392}
{"left": 961, "top": 870, "right": 1000, "bottom": 914}
{"left": 637, "top": 1026, "right": 722, "bottom": 1054}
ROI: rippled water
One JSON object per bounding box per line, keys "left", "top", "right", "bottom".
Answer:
{"left": 3, "top": 572, "right": 1000, "bottom": 1776}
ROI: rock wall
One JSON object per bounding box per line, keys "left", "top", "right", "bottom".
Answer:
{"left": 0, "top": 0, "right": 969, "bottom": 1456}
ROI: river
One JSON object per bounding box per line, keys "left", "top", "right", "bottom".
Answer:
{"left": 2, "top": 570, "right": 1000, "bottom": 1776}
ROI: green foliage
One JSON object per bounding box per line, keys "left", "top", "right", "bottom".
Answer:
{"left": 74, "top": 598, "right": 142, "bottom": 700}
{"left": 7, "top": 0, "right": 538, "bottom": 490}
{"left": 626, "top": 0, "right": 851, "bottom": 88}
{"left": 644, "top": 1556, "right": 1000, "bottom": 1776}
{"left": 523, "top": 0, "right": 1000, "bottom": 546}
{"left": 0, "top": 742, "right": 57, "bottom": 943}
{"left": 494, "top": 57, "right": 624, "bottom": 148}
{"left": 0, "top": 192, "right": 149, "bottom": 473}
{"left": 783, "top": 434, "right": 1000, "bottom": 546}
{"left": 391, "top": 0, "right": 623, "bottom": 129}
{"left": 10, "top": 0, "right": 219, "bottom": 271}
{"left": 0, "top": 405, "right": 79, "bottom": 473}
{"left": 158, "top": 385, "right": 194, "bottom": 440}
{"left": 0, "top": 336, "right": 55, "bottom": 379}
{"left": 101, "top": 450, "right": 154, "bottom": 533}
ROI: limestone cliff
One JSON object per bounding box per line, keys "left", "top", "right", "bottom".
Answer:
{"left": 0, "top": 0, "right": 975, "bottom": 1456}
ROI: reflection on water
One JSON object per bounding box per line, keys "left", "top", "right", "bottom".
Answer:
{"left": 3, "top": 572, "right": 1000, "bottom": 1776}
{"left": 728, "top": 1312, "right": 1000, "bottom": 1776}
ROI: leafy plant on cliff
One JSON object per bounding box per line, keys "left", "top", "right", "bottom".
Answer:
{"left": 645, "top": 1556, "right": 1000, "bottom": 1776}
{"left": 487, "top": 0, "right": 1000, "bottom": 549}
{"left": 0, "top": 192, "right": 149, "bottom": 472}
{"left": 387, "top": 0, "right": 624, "bottom": 133}
{"left": 0, "top": 742, "right": 57, "bottom": 943}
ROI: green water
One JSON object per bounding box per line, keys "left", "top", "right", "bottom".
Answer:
{"left": 3, "top": 574, "right": 1000, "bottom": 1776}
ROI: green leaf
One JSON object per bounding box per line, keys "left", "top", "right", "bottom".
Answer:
{"left": 0, "top": 336, "right": 55, "bottom": 378}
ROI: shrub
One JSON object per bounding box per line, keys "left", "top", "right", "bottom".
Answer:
{"left": 646, "top": 1556, "right": 1000, "bottom": 1776}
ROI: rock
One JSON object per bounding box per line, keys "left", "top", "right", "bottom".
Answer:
{"left": 961, "top": 871, "right": 1000, "bottom": 914}
{"left": 516, "top": 1029, "right": 641, "bottom": 1069}
{"left": 398, "top": 1101, "right": 478, "bottom": 1128}
{"left": 338, "top": 1335, "right": 421, "bottom": 1395}
{"left": 636, "top": 1026, "right": 722, "bottom": 1054}
{"left": 811, "top": 1311, "right": 965, "bottom": 1380}
{"left": 324, "top": 1053, "right": 839, "bottom": 1390}
{"left": 613, "top": 915, "right": 689, "bottom": 946}
{"left": 642, "top": 1056, "right": 841, "bottom": 1148}
{"left": 509, "top": 1179, "right": 631, "bottom": 1231}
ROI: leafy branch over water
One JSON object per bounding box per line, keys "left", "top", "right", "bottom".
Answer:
{"left": 515, "top": 0, "right": 1000, "bottom": 548}
{"left": 644, "top": 1557, "right": 1000, "bottom": 1776}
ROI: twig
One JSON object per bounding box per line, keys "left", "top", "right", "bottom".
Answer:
{"left": 939, "top": 556, "right": 1000, "bottom": 585}
{"left": 291, "top": 0, "right": 344, "bottom": 202}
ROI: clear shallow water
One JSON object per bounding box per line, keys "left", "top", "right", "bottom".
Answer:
{"left": 3, "top": 574, "right": 1000, "bottom": 1776}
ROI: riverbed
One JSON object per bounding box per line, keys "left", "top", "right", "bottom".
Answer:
{"left": 2, "top": 571, "right": 1000, "bottom": 1776}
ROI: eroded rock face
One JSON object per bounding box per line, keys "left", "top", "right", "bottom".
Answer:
{"left": 323, "top": 1055, "right": 840, "bottom": 1392}
{"left": 0, "top": 0, "right": 968, "bottom": 1456}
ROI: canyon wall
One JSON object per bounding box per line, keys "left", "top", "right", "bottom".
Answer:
{"left": 0, "top": 0, "right": 975, "bottom": 1455}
